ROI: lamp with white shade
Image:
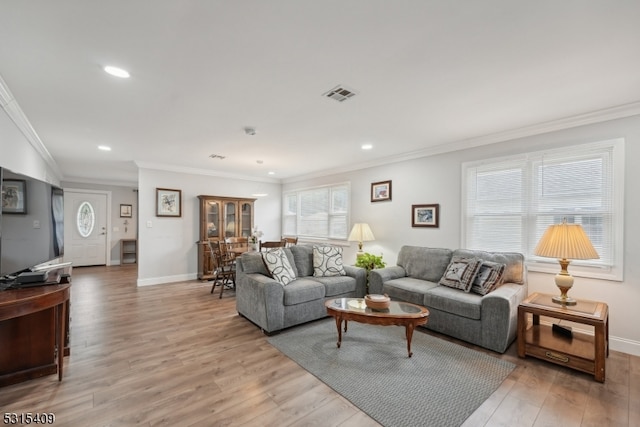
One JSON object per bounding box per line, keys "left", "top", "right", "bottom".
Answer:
{"left": 348, "top": 223, "right": 375, "bottom": 257}
{"left": 534, "top": 218, "right": 599, "bottom": 306}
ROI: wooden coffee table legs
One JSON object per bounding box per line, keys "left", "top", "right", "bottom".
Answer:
{"left": 331, "top": 315, "right": 420, "bottom": 357}
{"left": 333, "top": 315, "right": 345, "bottom": 348}
{"left": 405, "top": 323, "right": 415, "bottom": 357}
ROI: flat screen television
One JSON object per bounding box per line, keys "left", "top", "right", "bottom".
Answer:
{"left": 1, "top": 167, "right": 64, "bottom": 279}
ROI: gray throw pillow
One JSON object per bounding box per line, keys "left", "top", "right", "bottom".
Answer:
{"left": 471, "top": 260, "right": 506, "bottom": 295}
{"left": 438, "top": 256, "right": 481, "bottom": 292}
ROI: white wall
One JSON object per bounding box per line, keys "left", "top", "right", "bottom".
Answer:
{"left": 136, "top": 167, "right": 281, "bottom": 286}
{"left": 0, "top": 108, "right": 59, "bottom": 184}
{"left": 284, "top": 115, "right": 640, "bottom": 356}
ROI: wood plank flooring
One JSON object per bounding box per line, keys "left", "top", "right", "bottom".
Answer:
{"left": 0, "top": 266, "right": 638, "bottom": 426}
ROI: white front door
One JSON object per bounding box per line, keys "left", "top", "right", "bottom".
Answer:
{"left": 64, "top": 190, "right": 109, "bottom": 267}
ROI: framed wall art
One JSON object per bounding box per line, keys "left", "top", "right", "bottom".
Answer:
{"left": 120, "top": 204, "right": 133, "bottom": 218}
{"left": 371, "top": 180, "right": 392, "bottom": 202}
{"left": 411, "top": 204, "right": 439, "bottom": 228}
{"left": 1, "top": 179, "right": 27, "bottom": 214}
{"left": 156, "top": 188, "right": 182, "bottom": 217}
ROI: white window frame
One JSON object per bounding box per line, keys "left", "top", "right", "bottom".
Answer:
{"left": 282, "top": 182, "right": 351, "bottom": 243}
{"left": 461, "top": 139, "right": 624, "bottom": 281}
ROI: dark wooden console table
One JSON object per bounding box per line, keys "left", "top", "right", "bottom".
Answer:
{"left": 0, "top": 283, "right": 71, "bottom": 387}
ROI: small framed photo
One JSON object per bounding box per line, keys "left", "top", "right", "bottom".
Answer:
{"left": 412, "top": 204, "right": 439, "bottom": 228}
{"left": 156, "top": 188, "right": 182, "bottom": 217}
{"left": 120, "top": 204, "right": 133, "bottom": 218}
{"left": 2, "top": 179, "right": 27, "bottom": 214}
{"left": 371, "top": 180, "right": 392, "bottom": 202}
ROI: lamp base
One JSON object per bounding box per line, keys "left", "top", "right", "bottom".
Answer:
{"left": 553, "top": 268, "right": 577, "bottom": 306}
{"left": 552, "top": 295, "right": 577, "bottom": 306}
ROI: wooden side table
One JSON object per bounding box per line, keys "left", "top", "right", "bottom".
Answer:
{"left": 120, "top": 239, "right": 137, "bottom": 264}
{"left": 518, "top": 292, "right": 609, "bottom": 382}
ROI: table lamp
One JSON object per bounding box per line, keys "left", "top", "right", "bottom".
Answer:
{"left": 348, "top": 223, "right": 375, "bottom": 257}
{"left": 534, "top": 218, "right": 599, "bottom": 305}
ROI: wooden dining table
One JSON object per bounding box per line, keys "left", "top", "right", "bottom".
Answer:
{"left": 227, "top": 246, "right": 248, "bottom": 255}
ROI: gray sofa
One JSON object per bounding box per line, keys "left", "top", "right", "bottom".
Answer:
{"left": 235, "top": 245, "right": 366, "bottom": 334}
{"left": 369, "top": 246, "right": 527, "bottom": 353}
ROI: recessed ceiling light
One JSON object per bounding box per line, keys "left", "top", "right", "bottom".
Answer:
{"left": 362, "top": 144, "right": 373, "bottom": 150}
{"left": 98, "top": 145, "right": 111, "bottom": 151}
{"left": 104, "top": 66, "right": 130, "bottom": 78}
{"left": 268, "top": 171, "right": 275, "bottom": 175}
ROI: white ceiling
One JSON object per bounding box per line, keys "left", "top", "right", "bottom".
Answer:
{"left": 1, "top": 1, "right": 639, "bottom": 185}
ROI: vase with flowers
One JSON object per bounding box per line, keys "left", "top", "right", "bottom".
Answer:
{"left": 249, "top": 227, "right": 263, "bottom": 251}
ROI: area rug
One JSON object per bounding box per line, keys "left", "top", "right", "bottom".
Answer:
{"left": 267, "top": 319, "right": 515, "bottom": 427}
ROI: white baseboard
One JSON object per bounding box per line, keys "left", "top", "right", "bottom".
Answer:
{"left": 610, "top": 336, "right": 640, "bottom": 357}
{"left": 137, "top": 272, "right": 198, "bottom": 287}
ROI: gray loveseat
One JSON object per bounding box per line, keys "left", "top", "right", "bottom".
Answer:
{"left": 369, "top": 246, "right": 527, "bottom": 353}
{"left": 235, "top": 245, "right": 366, "bottom": 334}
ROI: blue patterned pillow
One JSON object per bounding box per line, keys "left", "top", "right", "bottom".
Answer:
{"left": 313, "top": 245, "right": 346, "bottom": 277}
{"left": 438, "top": 256, "right": 481, "bottom": 292}
{"left": 471, "top": 260, "right": 506, "bottom": 295}
{"left": 262, "top": 248, "right": 297, "bottom": 285}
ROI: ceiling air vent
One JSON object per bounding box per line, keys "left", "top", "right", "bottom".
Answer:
{"left": 322, "top": 85, "right": 357, "bottom": 102}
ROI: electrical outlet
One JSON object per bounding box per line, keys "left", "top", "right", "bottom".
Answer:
{"left": 146, "top": 220, "right": 153, "bottom": 228}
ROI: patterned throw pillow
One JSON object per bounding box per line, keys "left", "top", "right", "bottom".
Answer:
{"left": 313, "top": 245, "right": 346, "bottom": 277}
{"left": 262, "top": 248, "right": 297, "bottom": 285}
{"left": 438, "top": 256, "right": 481, "bottom": 292}
{"left": 471, "top": 260, "right": 506, "bottom": 295}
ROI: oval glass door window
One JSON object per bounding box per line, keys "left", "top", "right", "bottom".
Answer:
{"left": 77, "top": 201, "right": 95, "bottom": 237}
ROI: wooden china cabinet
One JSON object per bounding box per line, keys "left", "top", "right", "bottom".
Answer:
{"left": 197, "top": 195, "right": 255, "bottom": 280}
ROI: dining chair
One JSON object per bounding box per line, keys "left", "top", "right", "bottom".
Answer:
{"left": 225, "top": 236, "right": 248, "bottom": 254}
{"left": 282, "top": 236, "right": 298, "bottom": 247}
{"left": 208, "top": 241, "right": 236, "bottom": 298}
{"left": 259, "top": 239, "right": 286, "bottom": 251}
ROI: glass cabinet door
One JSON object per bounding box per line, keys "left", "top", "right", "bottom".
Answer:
{"left": 240, "top": 202, "right": 253, "bottom": 237}
{"left": 224, "top": 202, "right": 237, "bottom": 238}
{"left": 206, "top": 201, "right": 220, "bottom": 239}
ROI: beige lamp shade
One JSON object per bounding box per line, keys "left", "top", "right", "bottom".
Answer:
{"left": 534, "top": 219, "right": 599, "bottom": 305}
{"left": 534, "top": 221, "right": 599, "bottom": 260}
{"left": 348, "top": 223, "right": 375, "bottom": 252}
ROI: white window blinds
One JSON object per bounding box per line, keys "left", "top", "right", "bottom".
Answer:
{"left": 462, "top": 139, "right": 624, "bottom": 281}
{"left": 282, "top": 183, "right": 350, "bottom": 240}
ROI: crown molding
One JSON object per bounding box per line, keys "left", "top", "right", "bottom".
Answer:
{"left": 61, "top": 175, "right": 139, "bottom": 188}
{"left": 134, "top": 161, "right": 281, "bottom": 184}
{"left": 283, "top": 101, "right": 640, "bottom": 184}
{"left": 0, "top": 74, "right": 63, "bottom": 181}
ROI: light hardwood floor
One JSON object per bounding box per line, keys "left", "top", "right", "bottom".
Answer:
{"left": 0, "top": 266, "right": 638, "bottom": 426}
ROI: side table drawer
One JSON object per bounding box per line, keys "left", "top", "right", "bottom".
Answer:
{"left": 524, "top": 342, "right": 595, "bottom": 375}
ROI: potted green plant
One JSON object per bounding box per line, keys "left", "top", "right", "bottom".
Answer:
{"left": 355, "top": 253, "right": 386, "bottom": 292}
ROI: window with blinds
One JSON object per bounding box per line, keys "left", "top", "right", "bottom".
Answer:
{"left": 462, "top": 139, "right": 624, "bottom": 281}
{"left": 282, "top": 183, "right": 350, "bottom": 240}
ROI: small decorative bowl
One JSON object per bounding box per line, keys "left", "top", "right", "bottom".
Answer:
{"left": 365, "top": 294, "right": 390, "bottom": 310}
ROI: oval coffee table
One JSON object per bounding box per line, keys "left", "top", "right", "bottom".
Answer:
{"left": 325, "top": 298, "right": 429, "bottom": 357}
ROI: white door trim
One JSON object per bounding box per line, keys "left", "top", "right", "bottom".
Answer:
{"left": 64, "top": 188, "right": 113, "bottom": 266}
